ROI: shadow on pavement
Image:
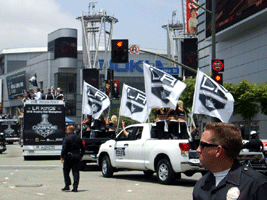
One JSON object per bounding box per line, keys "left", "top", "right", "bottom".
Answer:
{"left": 109, "top": 173, "right": 198, "bottom": 187}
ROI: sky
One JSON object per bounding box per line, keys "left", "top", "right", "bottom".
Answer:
{"left": 0, "top": 0, "right": 184, "bottom": 51}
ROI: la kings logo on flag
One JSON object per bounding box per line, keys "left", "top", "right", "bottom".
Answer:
{"left": 119, "top": 84, "right": 150, "bottom": 123}
{"left": 125, "top": 87, "right": 146, "bottom": 114}
{"left": 149, "top": 66, "right": 177, "bottom": 104}
{"left": 82, "top": 81, "right": 110, "bottom": 119}
{"left": 199, "top": 75, "right": 228, "bottom": 111}
{"left": 85, "top": 85, "right": 107, "bottom": 114}
{"left": 144, "top": 63, "right": 186, "bottom": 109}
{"left": 192, "top": 69, "right": 234, "bottom": 123}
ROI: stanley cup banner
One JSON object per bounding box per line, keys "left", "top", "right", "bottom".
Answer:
{"left": 143, "top": 63, "right": 186, "bottom": 110}
{"left": 82, "top": 81, "right": 110, "bottom": 119}
{"left": 192, "top": 70, "right": 234, "bottom": 123}
{"left": 119, "top": 84, "right": 151, "bottom": 123}
{"left": 23, "top": 100, "right": 65, "bottom": 145}
{"left": 0, "top": 119, "right": 19, "bottom": 139}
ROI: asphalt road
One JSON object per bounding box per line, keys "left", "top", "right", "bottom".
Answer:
{"left": 0, "top": 143, "right": 202, "bottom": 200}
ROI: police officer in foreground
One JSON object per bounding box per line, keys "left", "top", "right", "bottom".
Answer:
{"left": 60, "top": 125, "right": 85, "bottom": 192}
{"left": 193, "top": 122, "right": 267, "bottom": 200}
{"left": 242, "top": 131, "right": 264, "bottom": 152}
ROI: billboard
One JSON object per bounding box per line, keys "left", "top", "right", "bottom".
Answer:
{"left": 6, "top": 71, "right": 27, "bottom": 99}
{"left": 206, "top": 0, "right": 267, "bottom": 37}
{"left": 53, "top": 37, "right": 77, "bottom": 59}
{"left": 186, "top": 0, "right": 198, "bottom": 34}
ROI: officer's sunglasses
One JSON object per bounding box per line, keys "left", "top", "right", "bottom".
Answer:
{"left": 199, "top": 141, "right": 228, "bottom": 151}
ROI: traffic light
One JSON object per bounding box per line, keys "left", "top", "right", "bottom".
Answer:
{"left": 111, "top": 39, "right": 128, "bottom": 63}
{"left": 212, "top": 73, "right": 223, "bottom": 85}
{"left": 212, "top": 59, "right": 224, "bottom": 85}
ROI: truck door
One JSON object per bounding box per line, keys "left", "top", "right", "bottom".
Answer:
{"left": 113, "top": 126, "right": 137, "bottom": 168}
{"left": 124, "top": 126, "right": 145, "bottom": 170}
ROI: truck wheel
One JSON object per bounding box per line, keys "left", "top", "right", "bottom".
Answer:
{"left": 156, "top": 158, "right": 175, "bottom": 185}
{"left": 143, "top": 170, "right": 154, "bottom": 178}
{"left": 101, "top": 155, "right": 113, "bottom": 177}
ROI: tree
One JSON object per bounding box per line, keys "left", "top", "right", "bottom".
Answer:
{"left": 256, "top": 82, "right": 267, "bottom": 115}
{"left": 230, "top": 80, "right": 259, "bottom": 128}
{"left": 179, "top": 76, "right": 196, "bottom": 111}
{"left": 180, "top": 77, "right": 262, "bottom": 132}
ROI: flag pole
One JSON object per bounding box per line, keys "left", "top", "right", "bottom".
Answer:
{"left": 81, "top": 81, "right": 84, "bottom": 138}
{"left": 117, "top": 115, "right": 121, "bottom": 133}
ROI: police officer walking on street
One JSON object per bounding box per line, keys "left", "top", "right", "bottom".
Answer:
{"left": 193, "top": 122, "right": 267, "bottom": 200}
{"left": 60, "top": 125, "right": 85, "bottom": 192}
{"left": 242, "top": 131, "right": 264, "bottom": 152}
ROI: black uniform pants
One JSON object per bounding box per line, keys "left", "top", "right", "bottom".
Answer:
{"left": 63, "top": 154, "right": 81, "bottom": 188}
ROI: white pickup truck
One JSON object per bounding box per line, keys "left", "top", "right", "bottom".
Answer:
{"left": 97, "top": 123, "right": 205, "bottom": 184}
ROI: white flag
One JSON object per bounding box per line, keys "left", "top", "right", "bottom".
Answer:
{"left": 192, "top": 70, "right": 234, "bottom": 123}
{"left": 29, "top": 73, "right": 38, "bottom": 87}
{"left": 82, "top": 81, "right": 110, "bottom": 119}
{"left": 143, "top": 63, "right": 186, "bottom": 109}
{"left": 119, "top": 84, "right": 151, "bottom": 123}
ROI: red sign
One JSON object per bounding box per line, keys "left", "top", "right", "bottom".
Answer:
{"left": 186, "top": 0, "right": 198, "bottom": 34}
{"left": 130, "top": 45, "right": 139, "bottom": 54}
{"left": 212, "top": 60, "right": 224, "bottom": 72}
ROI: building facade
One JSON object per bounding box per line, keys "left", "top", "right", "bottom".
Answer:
{"left": 0, "top": 28, "right": 173, "bottom": 123}
{"left": 197, "top": 0, "right": 267, "bottom": 139}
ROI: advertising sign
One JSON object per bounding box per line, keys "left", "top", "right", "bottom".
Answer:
{"left": 54, "top": 37, "right": 77, "bottom": 59}
{"left": 186, "top": 0, "right": 198, "bottom": 34}
{"left": 23, "top": 100, "right": 65, "bottom": 145}
{"left": 6, "top": 71, "right": 27, "bottom": 99}
{"left": 206, "top": 0, "right": 267, "bottom": 37}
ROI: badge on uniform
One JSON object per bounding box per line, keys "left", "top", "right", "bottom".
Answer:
{"left": 226, "top": 187, "right": 240, "bottom": 200}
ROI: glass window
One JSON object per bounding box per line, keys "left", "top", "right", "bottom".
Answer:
{"left": 55, "top": 73, "right": 76, "bottom": 116}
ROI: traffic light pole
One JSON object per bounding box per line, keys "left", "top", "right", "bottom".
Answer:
{"left": 211, "top": 0, "right": 216, "bottom": 61}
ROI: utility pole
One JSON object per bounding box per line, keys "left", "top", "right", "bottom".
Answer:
{"left": 211, "top": 0, "right": 216, "bottom": 60}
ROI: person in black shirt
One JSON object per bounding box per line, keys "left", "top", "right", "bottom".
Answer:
{"left": 193, "top": 122, "right": 267, "bottom": 200}
{"left": 242, "top": 131, "right": 264, "bottom": 152}
{"left": 91, "top": 114, "right": 106, "bottom": 138}
{"left": 60, "top": 125, "right": 85, "bottom": 192}
{"left": 154, "top": 107, "right": 168, "bottom": 139}
{"left": 45, "top": 89, "right": 54, "bottom": 100}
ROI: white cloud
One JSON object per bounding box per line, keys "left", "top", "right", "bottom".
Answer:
{"left": 0, "top": 0, "right": 81, "bottom": 50}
